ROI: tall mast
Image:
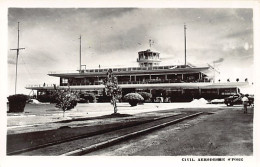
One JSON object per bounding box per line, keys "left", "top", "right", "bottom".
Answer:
{"left": 79, "top": 35, "right": 82, "bottom": 71}
{"left": 10, "top": 22, "right": 25, "bottom": 94}
{"left": 184, "top": 24, "right": 187, "bottom": 66}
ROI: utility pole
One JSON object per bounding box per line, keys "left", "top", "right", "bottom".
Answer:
{"left": 213, "top": 62, "right": 216, "bottom": 83}
{"left": 184, "top": 24, "right": 187, "bottom": 66}
{"left": 10, "top": 22, "right": 25, "bottom": 94}
{"left": 79, "top": 35, "right": 82, "bottom": 72}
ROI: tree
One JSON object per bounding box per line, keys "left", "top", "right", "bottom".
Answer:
{"left": 54, "top": 88, "right": 79, "bottom": 117}
{"left": 227, "top": 79, "right": 230, "bottom": 82}
{"left": 236, "top": 78, "right": 239, "bottom": 82}
{"left": 103, "top": 69, "right": 122, "bottom": 114}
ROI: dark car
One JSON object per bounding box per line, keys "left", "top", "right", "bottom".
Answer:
{"left": 224, "top": 94, "right": 254, "bottom": 106}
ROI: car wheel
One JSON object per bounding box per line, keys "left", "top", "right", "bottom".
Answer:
{"left": 226, "top": 102, "right": 233, "bottom": 106}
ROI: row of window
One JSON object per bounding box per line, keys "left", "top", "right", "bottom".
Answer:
{"left": 79, "top": 65, "right": 190, "bottom": 73}
{"left": 139, "top": 62, "right": 159, "bottom": 67}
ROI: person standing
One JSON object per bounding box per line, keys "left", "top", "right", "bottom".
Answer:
{"left": 242, "top": 94, "right": 249, "bottom": 114}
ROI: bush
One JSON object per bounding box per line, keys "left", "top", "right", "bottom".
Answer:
{"left": 124, "top": 93, "right": 144, "bottom": 106}
{"left": 37, "top": 94, "right": 58, "bottom": 103}
{"left": 80, "top": 93, "right": 96, "bottom": 103}
{"left": 7, "top": 94, "right": 28, "bottom": 113}
{"left": 137, "top": 92, "right": 152, "bottom": 102}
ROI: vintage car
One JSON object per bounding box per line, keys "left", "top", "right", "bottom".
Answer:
{"left": 224, "top": 94, "right": 254, "bottom": 106}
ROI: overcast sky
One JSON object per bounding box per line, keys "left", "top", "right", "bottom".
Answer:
{"left": 8, "top": 8, "right": 253, "bottom": 95}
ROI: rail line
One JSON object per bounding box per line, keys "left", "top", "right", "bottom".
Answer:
{"left": 7, "top": 111, "right": 203, "bottom": 156}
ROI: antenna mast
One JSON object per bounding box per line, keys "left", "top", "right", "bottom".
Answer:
{"left": 184, "top": 24, "right": 187, "bottom": 66}
{"left": 79, "top": 35, "right": 82, "bottom": 72}
{"left": 10, "top": 22, "right": 25, "bottom": 94}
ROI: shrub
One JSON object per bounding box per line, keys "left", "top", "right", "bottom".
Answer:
{"left": 37, "top": 94, "right": 58, "bottom": 103}
{"left": 7, "top": 94, "right": 28, "bottom": 113}
{"left": 138, "top": 92, "right": 152, "bottom": 102}
{"left": 80, "top": 93, "right": 97, "bottom": 103}
{"left": 124, "top": 93, "right": 144, "bottom": 106}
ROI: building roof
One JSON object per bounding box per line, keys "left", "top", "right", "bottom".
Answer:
{"left": 48, "top": 65, "right": 213, "bottom": 78}
{"left": 138, "top": 49, "right": 159, "bottom": 54}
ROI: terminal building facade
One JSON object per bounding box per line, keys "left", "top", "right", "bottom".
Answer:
{"left": 26, "top": 49, "right": 246, "bottom": 102}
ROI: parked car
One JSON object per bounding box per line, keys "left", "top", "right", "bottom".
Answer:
{"left": 154, "top": 97, "right": 164, "bottom": 103}
{"left": 224, "top": 94, "right": 254, "bottom": 106}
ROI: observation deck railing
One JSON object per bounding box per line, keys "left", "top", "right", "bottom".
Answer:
{"left": 48, "top": 65, "right": 191, "bottom": 74}
{"left": 26, "top": 79, "right": 210, "bottom": 88}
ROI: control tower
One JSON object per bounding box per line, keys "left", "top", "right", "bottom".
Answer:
{"left": 137, "top": 49, "right": 161, "bottom": 67}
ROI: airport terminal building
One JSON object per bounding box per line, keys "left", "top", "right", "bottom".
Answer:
{"left": 26, "top": 49, "right": 248, "bottom": 102}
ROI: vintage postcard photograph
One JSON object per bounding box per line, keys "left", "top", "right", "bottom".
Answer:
{"left": 1, "top": 0, "right": 259, "bottom": 167}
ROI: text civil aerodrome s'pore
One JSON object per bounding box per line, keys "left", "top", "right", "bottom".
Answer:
{"left": 182, "top": 157, "right": 243, "bottom": 161}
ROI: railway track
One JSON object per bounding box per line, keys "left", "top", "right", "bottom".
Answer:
{"left": 7, "top": 111, "right": 203, "bottom": 156}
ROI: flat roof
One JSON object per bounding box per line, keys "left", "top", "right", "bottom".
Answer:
{"left": 48, "top": 65, "right": 212, "bottom": 78}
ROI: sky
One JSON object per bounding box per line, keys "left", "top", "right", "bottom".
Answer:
{"left": 7, "top": 8, "right": 254, "bottom": 95}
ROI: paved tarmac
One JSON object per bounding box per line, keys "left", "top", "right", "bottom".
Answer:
{"left": 88, "top": 106, "right": 253, "bottom": 156}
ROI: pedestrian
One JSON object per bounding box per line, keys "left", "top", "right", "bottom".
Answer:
{"left": 241, "top": 94, "right": 249, "bottom": 114}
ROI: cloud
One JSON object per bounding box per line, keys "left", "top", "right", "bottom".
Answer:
{"left": 7, "top": 8, "right": 254, "bottom": 95}
{"left": 225, "top": 29, "right": 253, "bottom": 39}
{"left": 244, "top": 42, "right": 249, "bottom": 50}
{"left": 213, "top": 58, "right": 224, "bottom": 64}
{"left": 8, "top": 59, "right": 16, "bottom": 65}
